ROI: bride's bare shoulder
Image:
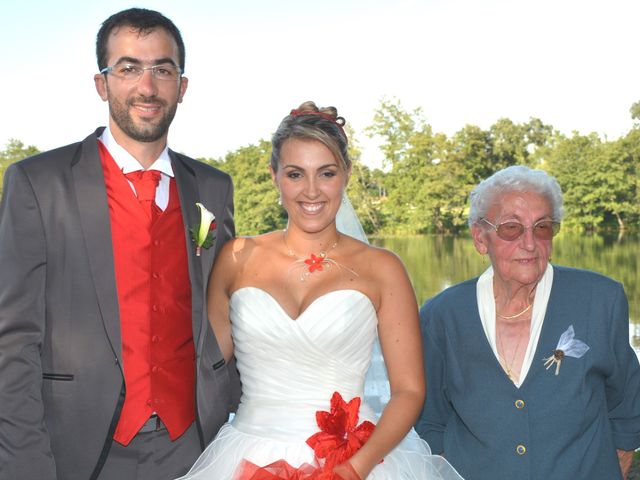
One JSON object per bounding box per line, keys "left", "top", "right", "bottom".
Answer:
{"left": 213, "top": 232, "right": 283, "bottom": 288}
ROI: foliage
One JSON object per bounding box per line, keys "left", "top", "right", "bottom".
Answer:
{"left": 365, "top": 98, "right": 561, "bottom": 234}
{"left": 545, "top": 132, "right": 639, "bottom": 231}
{"left": 1, "top": 98, "right": 638, "bottom": 234}
{"left": 631, "top": 101, "right": 640, "bottom": 122}
{"left": 364, "top": 97, "right": 637, "bottom": 234}
{"left": 203, "top": 140, "right": 283, "bottom": 236}
{"left": 0, "top": 139, "right": 40, "bottom": 196}
{"left": 344, "top": 127, "right": 383, "bottom": 234}
{"left": 365, "top": 97, "right": 419, "bottom": 169}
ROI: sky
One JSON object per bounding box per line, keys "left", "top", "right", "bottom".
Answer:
{"left": 1, "top": 0, "right": 638, "bottom": 168}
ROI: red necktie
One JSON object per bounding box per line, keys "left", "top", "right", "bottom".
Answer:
{"left": 125, "top": 170, "right": 161, "bottom": 220}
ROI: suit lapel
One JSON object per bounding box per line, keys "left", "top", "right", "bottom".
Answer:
{"left": 72, "top": 129, "right": 123, "bottom": 364}
{"left": 171, "top": 152, "right": 206, "bottom": 348}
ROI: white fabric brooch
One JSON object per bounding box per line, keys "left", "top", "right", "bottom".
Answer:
{"left": 543, "top": 325, "right": 589, "bottom": 375}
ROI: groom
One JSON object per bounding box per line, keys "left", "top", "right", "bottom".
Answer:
{"left": 0, "top": 8, "right": 238, "bottom": 480}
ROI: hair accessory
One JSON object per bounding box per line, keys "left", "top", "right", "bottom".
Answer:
{"left": 289, "top": 109, "right": 348, "bottom": 142}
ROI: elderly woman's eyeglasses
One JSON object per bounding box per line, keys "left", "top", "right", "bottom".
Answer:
{"left": 480, "top": 218, "right": 561, "bottom": 241}
{"left": 100, "top": 62, "right": 182, "bottom": 82}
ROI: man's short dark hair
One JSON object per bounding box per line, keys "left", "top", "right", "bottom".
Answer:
{"left": 96, "top": 8, "right": 186, "bottom": 72}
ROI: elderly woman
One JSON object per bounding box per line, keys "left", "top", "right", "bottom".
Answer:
{"left": 416, "top": 165, "right": 640, "bottom": 479}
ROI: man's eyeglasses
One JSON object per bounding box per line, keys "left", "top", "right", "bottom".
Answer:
{"left": 100, "top": 63, "right": 182, "bottom": 82}
{"left": 480, "top": 218, "right": 561, "bottom": 241}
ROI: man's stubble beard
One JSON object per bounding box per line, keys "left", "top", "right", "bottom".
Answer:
{"left": 107, "top": 87, "right": 178, "bottom": 143}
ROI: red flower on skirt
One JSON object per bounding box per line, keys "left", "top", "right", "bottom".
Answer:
{"left": 236, "top": 392, "right": 374, "bottom": 480}
{"left": 306, "top": 392, "right": 375, "bottom": 469}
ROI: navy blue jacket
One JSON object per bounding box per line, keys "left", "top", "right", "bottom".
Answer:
{"left": 417, "top": 266, "right": 640, "bottom": 480}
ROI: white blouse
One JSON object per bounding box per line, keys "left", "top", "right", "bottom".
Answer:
{"left": 476, "top": 264, "right": 554, "bottom": 387}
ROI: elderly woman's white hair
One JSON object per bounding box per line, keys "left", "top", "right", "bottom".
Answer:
{"left": 468, "top": 165, "right": 564, "bottom": 227}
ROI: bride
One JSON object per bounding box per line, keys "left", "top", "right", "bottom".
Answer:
{"left": 177, "top": 102, "right": 462, "bottom": 479}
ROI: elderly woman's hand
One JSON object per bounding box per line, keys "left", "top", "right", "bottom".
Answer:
{"left": 617, "top": 449, "right": 634, "bottom": 479}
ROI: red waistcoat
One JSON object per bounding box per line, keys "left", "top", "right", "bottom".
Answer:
{"left": 98, "top": 142, "right": 195, "bottom": 445}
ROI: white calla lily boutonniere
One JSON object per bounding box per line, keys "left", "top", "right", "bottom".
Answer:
{"left": 543, "top": 325, "right": 589, "bottom": 375}
{"left": 190, "top": 203, "right": 217, "bottom": 256}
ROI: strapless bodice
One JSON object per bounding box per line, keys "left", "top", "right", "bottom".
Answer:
{"left": 229, "top": 287, "right": 378, "bottom": 439}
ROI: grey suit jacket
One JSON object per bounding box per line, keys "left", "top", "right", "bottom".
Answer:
{"left": 0, "top": 128, "right": 240, "bottom": 480}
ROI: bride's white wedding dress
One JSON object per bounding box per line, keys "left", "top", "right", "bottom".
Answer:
{"left": 177, "top": 287, "right": 462, "bottom": 479}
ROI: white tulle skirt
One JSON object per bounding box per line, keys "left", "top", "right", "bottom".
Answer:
{"left": 177, "top": 420, "right": 461, "bottom": 479}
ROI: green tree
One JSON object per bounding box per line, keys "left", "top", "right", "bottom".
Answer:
{"left": 613, "top": 128, "right": 640, "bottom": 229}
{"left": 345, "top": 129, "right": 383, "bottom": 234}
{"left": 366, "top": 98, "right": 440, "bottom": 233}
{"left": 427, "top": 124, "right": 498, "bottom": 233}
{"left": 207, "top": 140, "right": 282, "bottom": 235}
{"left": 544, "top": 132, "right": 639, "bottom": 231}
{"left": 419, "top": 133, "right": 474, "bottom": 233}
{"left": 594, "top": 140, "right": 638, "bottom": 230}
{"left": 365, "top": 99, "right": 571, "bottom": 234}
{"left": 490, "top": 118, "right": 530, "bottom": 166}
{"left": 630, "top": 101, "right": 640, "bottom": 122}
{"left": 0, "top": 139, "right": 40, "bottom": 196}
{"left": 365, "top": 97, "right": 419, "bottom": 169}
{"left": 545, "top": 133, "right": 601, "bottom": 229}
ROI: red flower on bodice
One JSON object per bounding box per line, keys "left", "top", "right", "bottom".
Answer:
{"left": 304, "top": 253, "right": 326, "bottom": 273}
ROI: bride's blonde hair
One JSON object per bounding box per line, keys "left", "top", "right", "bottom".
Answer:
{"left": 270, "top": 101, "right": 350, "bottom": 172}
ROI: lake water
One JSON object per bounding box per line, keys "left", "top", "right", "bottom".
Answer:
{"left": 371, "top": 232, "right": 640, "bottom": 359}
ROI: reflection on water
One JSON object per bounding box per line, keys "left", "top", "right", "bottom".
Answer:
{"left": 372, "top": 232, "right": 640, "bottom": 361}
